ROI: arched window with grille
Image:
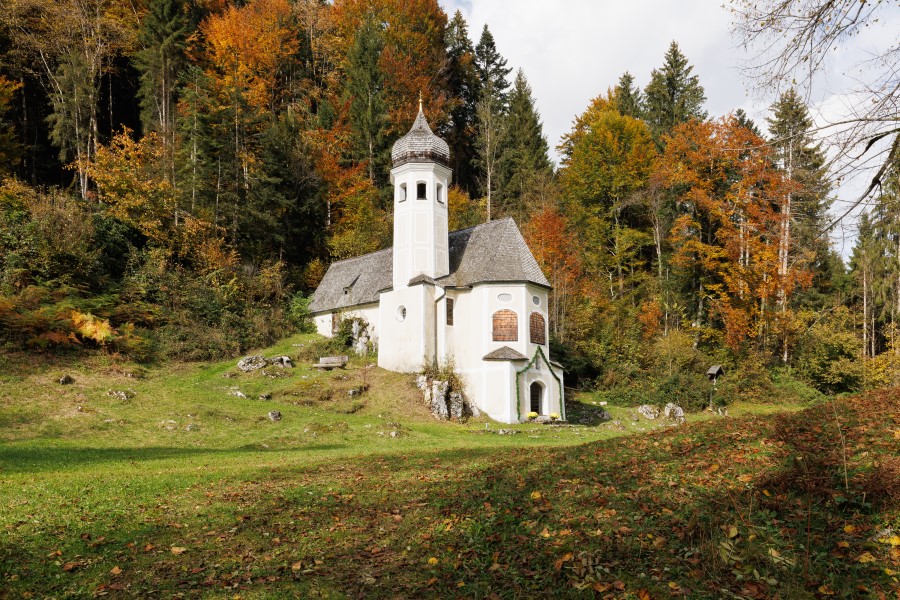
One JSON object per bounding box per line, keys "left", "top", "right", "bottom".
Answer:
{"left": 529, "top": 312, "right": 546, "bottom": 345}
{"left": 492, "top": 309, "right": 518, "bottom": 342}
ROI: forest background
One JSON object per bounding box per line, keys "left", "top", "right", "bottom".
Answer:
{"left": 1, "top": 0, "right": 898, "bottom": 408}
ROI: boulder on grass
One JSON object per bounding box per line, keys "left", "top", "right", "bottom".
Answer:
{"left": 637, "top": 404, "right": 659, "bottom": 420}
{"left": 267, "top": 410, "right": 282, "bottom": 422}
{"left": 58, "top": 375, "right": 74, "bottom": 385}
{"left": 270, "top": 356, "right": 294, "bottom": 368}
{"left": 237, "top": 356, "right": 268, "bottom": 372}
{"left": 664, "top": 403, "right": 685, "bottom": 422}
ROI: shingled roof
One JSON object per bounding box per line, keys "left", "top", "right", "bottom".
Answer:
{"left": 309, "top": 218, "right": 550, "bottom": 314}
{"left": 390, "top": 105, "right": 450, "bottom": 168}
{"left": 482, "top": 346, "right": 528, "bottom": 361}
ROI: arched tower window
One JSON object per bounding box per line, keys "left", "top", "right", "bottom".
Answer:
{"left": 529, "top": 312, "right": 546, "bottom": 345}
{"left": 530, "top": 382, "right": 543, "bottom": 414}
{"left": 492, "top": 309, "right": 518, "bottom": 342}
{"left": 416, "top": 182, "right": 427, "bottom": 200}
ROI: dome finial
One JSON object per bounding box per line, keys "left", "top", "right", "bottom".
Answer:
{"left": 418, "top": 91, "right": 423, "bottom": 114}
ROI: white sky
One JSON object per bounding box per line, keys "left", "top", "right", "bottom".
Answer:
{"left": 439, "top": 0, "right": 900, "bottom": 259}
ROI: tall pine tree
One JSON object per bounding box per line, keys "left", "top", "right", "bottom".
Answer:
{"left": 614, "top": 72, "right": 643, "bottom": 119}
{"left": 496, "top": 69, "right": 551, "bottom": 220}
{"left": 443, "top": 11, "right": 479, "bottom": 196}
{"left": 644, "top": 41, "right": 707, "bottom": 142}
{"left": 133, "top": 0, "right": 191, "bottom": 147}
{"left": 734, "top": 108, "right": 761, "bottom": 136}
{"left": 473, "top": 25, "right": 511, "bottom": 218}
{"left": 347, "top": 13, "right": 388, "bottom": 184}
{"left": 474, "top": 24, "right": 511, "bottom": 107}
{"left": 766, "top": 88, "right": 836, "bottom": 298}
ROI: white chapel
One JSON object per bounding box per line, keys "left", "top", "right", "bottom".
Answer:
{"left": 309, "top": 104, "right": 564, "bottom": 424}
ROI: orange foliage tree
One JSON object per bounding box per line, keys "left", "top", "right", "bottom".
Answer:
{"left": 523, "top": 204, "right": 582, "bottom": 342}
{"left": 656, "top": 116, "right": 810, "bottom": 351}
{"left": 332, "top": 0, "right": 449, "bottom": 136}
{"left": 202, "top": 0, "right": 300, "bottom": 113}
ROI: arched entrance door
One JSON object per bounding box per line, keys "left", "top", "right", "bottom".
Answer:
{"left": 530, "top": 382, "right": 543, "bottom": 415}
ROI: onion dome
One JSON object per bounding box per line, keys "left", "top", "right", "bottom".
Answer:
{"left": 391, "top": 101, "right": 450, "bottom": 168}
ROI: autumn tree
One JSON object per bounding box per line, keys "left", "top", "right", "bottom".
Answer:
{"left": 0, "top": 77, "right": 22, "bottom": 174}
{"left": 658, "top": 117, "right": 808, "bottom": 352}
{"left": 199, "top": 0, "right": 301, "bottom": 256}
{"left": 3, "top": 0, "right": 135, "bottom": 200}
{"left": 332, "top": 0, "right": 450, "bottom": 138}
{"left": 523, "top": 203, "right": 582, "bottom": 342}
{"left": 560, "top": 94, "right": 656, "bottom": 299}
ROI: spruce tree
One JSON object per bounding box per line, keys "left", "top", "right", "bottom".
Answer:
{"left": 347, "top": 13, "right": 388, "bottom": 184}
{"left": 133, "top": 0, "right": 190, "bottom": 144}
{"left": 644, "top": 41, "right": 707, "bottom": 142}
{"left": 766, "top": 88, "right": 835, "bottom": 295}
{"left": 614, "top": 72, "right": 643, "bottom": 119}
{"left": 474, "top": 25, "right": 512, "bottom": 107}
{"left": 734, "top": 108, "right": 761, "bottom": 137}
{"left": 443, "top": 11, "right": 479, "bottom": 196}
{"left": 496, "top": 69, "right": 551, "bottom": 219}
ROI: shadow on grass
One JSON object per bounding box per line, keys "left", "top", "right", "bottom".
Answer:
{"left": 0, "top": 444, "right": 347, "bottom": 474}
{"left": 2, "top": 392, "right": 898, "bottom": 599}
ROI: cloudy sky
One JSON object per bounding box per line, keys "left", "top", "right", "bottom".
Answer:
{"left": 439, "top": 0, "right": 899, "bottom": 258}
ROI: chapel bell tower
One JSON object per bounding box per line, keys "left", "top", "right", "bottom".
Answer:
{"left": 389, "top": 99, "right": 452, "bottom": 289}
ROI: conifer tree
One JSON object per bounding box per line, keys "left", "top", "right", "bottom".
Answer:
{"left": 133, "top": 0, "right": 191, "bottom": 149}
{"left": 475, "top": 80, "right": 505, "bottom": 221}
{"left": 766, "top": 89, "right": 834, "bottom": 295}
{"left": 473, "top": 25, "right": 511, "bottom": 218}
{"left": 443, "top": 11, "right": 479, "bottom": 195}
{"left": 496, "top": 69, "right": 551, "bottom": 219}
{"left": 614, "top": 72, "right": 643, "bottom": 119}
{"left": 734, "top": 108, "right": 760, "bottom": 137}
{"left": 474, "top": 25, "right": 511, "bottom": 107}
{"left": 644, "top": 41, "right": 707, "bottom": 142}
{"left": 347, "top": 13, "right": 388, "bottom": 183}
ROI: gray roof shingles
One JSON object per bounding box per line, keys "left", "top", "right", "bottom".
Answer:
{"left": 309, "top": 218, "right": 550, "bottom": 314}
{"left": 391, "top": 107, "right": 450, "bottom": 168}
{"left": 482, "top": 346, "right": 528, "bottom": 361}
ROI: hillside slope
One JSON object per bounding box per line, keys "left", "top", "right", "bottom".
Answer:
{"left": 0, "top": 339, "right": 897, "bottom": 598}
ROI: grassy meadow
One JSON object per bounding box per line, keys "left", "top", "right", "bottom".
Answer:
{"left": 1, "top": 334, "right": 898, "bottom": 598}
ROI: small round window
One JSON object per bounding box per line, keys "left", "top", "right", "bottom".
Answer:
{"left": 532, "top": 295, "right": 540, "bottom": 306}
{"left": 396, "top": 305, "right": 407, "bottom": 322}
{"left": 498, "top": 293, "right": 513, "bottom": 302}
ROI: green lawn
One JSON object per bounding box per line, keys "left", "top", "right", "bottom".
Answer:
{"left": 1, "top": 335, "right": 897, "bottom": 598}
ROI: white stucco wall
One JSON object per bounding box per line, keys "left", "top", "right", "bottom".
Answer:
{"left": 434, "top": 282, "right": 561, "bottom": 423}
{"left": 312, "top": 303, "right": 381, "bottom": 342}
{"left": 390, "top": 162, "right": 451, "bottom": 288}
{"left": 377, "top": 284, "right": 436, "bottom": 372}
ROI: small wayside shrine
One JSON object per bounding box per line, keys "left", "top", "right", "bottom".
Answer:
{"left": 309, "top": 102, "right": 564, "bottom": 423}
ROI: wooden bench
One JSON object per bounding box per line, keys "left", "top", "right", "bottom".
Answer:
{"left": 313, "top": 355, "right": 349, "bottom": 370}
